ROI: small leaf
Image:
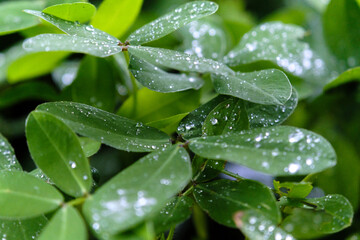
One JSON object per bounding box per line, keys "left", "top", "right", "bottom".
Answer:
{"left": 127, "top": 1, "right": 219, "bottom": 45}
{"left": 38, "top": 205, "right": 87, "bottom": 240}
{"left": 147, "top": 113, "right": 189, "bottom": 135}
{"left": 0, "top": 215, "right": 48, "bottom": 240}
{"left": 281, "top": 195, "right": 353, "bottom": 238}
{"left": 189, "top": 126, "right": 336, "bottom": 176}
{"left": 0, "top": 1, "right": 43, "bottom": 35}
{"left": 43, "top": 2, "right": 96, "bottom": 23}
{"left": 52, "top": 60, "right": 80, "bottom": 89}
{"left": 234, "top": 209, "right": 295, "bottom": 240}
{"left": 151, "top": 196, "right": 193, "bottom": 234}
{"left": 273, "top": 180, "right": 313, "bottom": 199}
{"left": 117, "top": 88, "right": 200, "bottom": 123}
{"left": 0, "top": 133, "right": 22, "bottom": 171}
{"left": 324, "top": 66, "right": 360, "bottom": 90}
{"left": 212, "top": 69, "right": 292, "bottom": 105}
{"left": 0, "top": 171, "right": 63, "bottom": 218}
{"left": 0, "top": 43, "right": 26, "bottom": 84}
{"left": 91, "top": 0, "right": 143, "bottom": 38}
{"left": 79, "top": 137, "right": 101, "bottom": 157}
{"left": 192, "top": 157, "right": 226, "bottom": 183}
{"left": 194, "top": 179, "right": 281, "bottom": 227}
{"left": 128, "top": 46, "right": 234, "bottom": 75}
{"left": 130, "top": 56, "right": 204, "bottom": 93}
{"left": 83, "top": 145, "right": 192, "bottom": 236}
{"left": 26, "top": 111, "right": 92, "bottom": 197}
{"left": 23, "top": 34, "right": 122, "bottom": 58}
{"left": 29, "top": 168, "right": 53, "bottom": 185}
{"left": 36, "top": 102, "right": 171, "bottom": 152}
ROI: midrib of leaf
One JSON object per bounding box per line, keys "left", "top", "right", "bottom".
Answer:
{"left": 0, "top": 190, "right": 61, "bottom": 205}
{"left": 33, "top": 115, "right": 87, "bottom": 195}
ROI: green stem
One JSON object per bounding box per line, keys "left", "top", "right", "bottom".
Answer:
{"left": 67, "top": 197, "right": 87, "bottom": 206}
{"left": 123, "top": 51, "right": 138, "bottom": 117}
{"left": 193, "top": 204, "right": 207, "bottom": 240}
{"left": 182, "top": 185, "right": 194, "bottom": 197}
{"left": 166, "top": 226, "right": 175, "bottom": 240}
{"left": 220, "top": 169, "right": 245, "bottom": 181}
{"left": 301, "top": 173, "right": 316, "bottom": 183}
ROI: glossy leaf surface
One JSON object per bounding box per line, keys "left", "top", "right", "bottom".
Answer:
{"left": 281, "top": 195, "right": 353, "bottom": 238}
{"left": 30, "top": 169, "right": 53, "bottom": 185}
{"left": 0, "top": 133, "right": 22, "bottom": 171}
{"left": 130, "top": 56, "right": 204, "bottom": 93}
{"left": 152, "top": 196, "right": 193, "bottom": 234}
{"left": 91, "top": 0, "right": 143, "bottom": 38}
{"left": 83, "top": 145, "right": 192, "bottom": 236}
{"left": 324, "top": 67, "right": 360, "bottom": 90}
{"left": 147, "top": 113, "right": 189, "bottom": 135}
{"left": 127, "top": 1, "right": 218, "bottom": 45}
{"left": 43, "top": 2, "right": 96, "bottom": 23}
{"left": 79, "top": 137, "right": 101, "bottom": 157}
{"left": 26, "top": 111, "right": 92, "bottom": 197}
{"left": 36, "top": 102, "right": 171, "bottom": 152}
{"left": 194, "top": 179, "right": 280, "bottom": 227}
{"left": 38, "top": 205, "right": 87, "bottom": 240}
{"left": 212, "top": 69, "right": 292, "bottom": 105}
{"left": 189, "top": 126, "right": 336, "bottom": 176}
{"left": 128, "top": 46, "right": 234, "bottom": 75}
{"left": 0, "top": 171, "right": 63, "bottom": 218}
{"left": 273, "top": 180, "right": 313, "bottom": 198}
{"left": 234, "top": 209, "right": 295, "bottom": 240}
{"left": 0, "top": 1, "right": 43, "bottom": 35}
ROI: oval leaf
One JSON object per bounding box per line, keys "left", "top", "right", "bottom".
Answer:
{"left": 36, "top": 102, "right": 171, "bottom": 152}
{"left": 127, "top": 1, "right": 218, "bottom": 45}
{"left": 26, "top": 111, "right": 92, "bottom": 197}
{"left": 212, "top": 69, "right": 292, "bottom": 105}
{"left": 189, "top": 126, "right": 336, "bottom": 176}
{"left": 79, "top": 137, "right": 101, "bottom": 158}
{"left": 0, "top": 171, "right": 63, "bottom": 218}
{"left": 38, "top": 205, "right": 87, "bottom": 240}
{"left": 43, "top": 2, "right": 96, "bottom": 23}
{"left": 128, "top": 46, "right": 234, "bottom": 75}
{"left": 194, "top": 179, "right": 281, "bottom": 227}
{"left": 83, "top": 145, "right": 192, "bottom": 236}
{"left": 0, "top": 133, "right": 22, "bottom": 171}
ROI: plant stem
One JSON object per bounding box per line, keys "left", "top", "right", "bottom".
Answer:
{"left": 301, "top": 173, "right": 316, "bottom": 183}
{"left": 220, "top": 169, "right": 245, "bottom": 181}
{"left": 166, "top": 226, "right": 175, "bottom": 240}
{"left": 123, "top": 51, "right": 138, "bottom": 117}
{"left": 193, "top": 204, "right": 207, "bottom": 240}
{"left": 182, "top": 185, "right": 194, "bottom": 197}
{"left": 67, "top": 197, "right": 87, "bottom": 206}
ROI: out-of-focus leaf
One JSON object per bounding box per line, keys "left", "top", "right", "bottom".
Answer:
{"left": 189, "top": 126, "right": 336, "bottom": 176}
{"left": 324, "top": 67, "right": 360, "bottom": 90}
{"left": 0, "top": 171, "right": 63, "bottom": 218}
{"left": 52, "top": 60, "right": 80, "bottom": 89}
{"left": 36, "top": 102, "right": 171, "bottom": 152}
{"left": 0, "top": 1, "right": 43, "bottom": 36}
{"left": 147, "top": 113, "right": 188, "bottom": 135}
{"left": 273, "top": 180, "right": 313, "bottom": 198}
{"left": 192, "top": 157, "right": 225, "bottom": 183}
{"left": 0, "top": 43, "right": 26, "bottom": 84}
{"left": 43, "top": 2, "right": 96, "bottom": 23}
{"left": 29, "top": 168, "right": 53, "bottom": 184}
{"left": 118, "top": 88, "right": 200, "bottom": 123}
{"left": 83, "top": 145, "right": 192, "bottom": 236}
{"left": 194, "top": 179, "right": 280, "bottom": 227}
{"left": 79, "top": 137, "right": 101, "bottom": 158}
{"left": 0, "top": 133, "right": 22, "bottom": 171}
{"left": 26, "top": 111, "right": 92, "bottom": 197}
{"left": 38, "top": 205, "right": 87, "bottom": 240}
{"left": 127, "top": 1, "right": 218, "bottom": 45}
{"left": 91, "top": 0, "right": 143, "bottom": 38}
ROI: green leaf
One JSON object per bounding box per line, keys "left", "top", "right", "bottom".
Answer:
{"left": 117, "top": 88, "right": 200, "bottom": 123}
{"left": 0, "top": 171, "right": 63, "bottom": 218}
{"left": 38, "top": 205, "right": 87, "bottom": 240}
{"left": 0, "top": 43, "right": 26, "bottom": 84}
{"left": 202, "top": 98, "right": 249, "bottom": 136}
{"left": 23, "top": 34, "right": 122, "bottom": 58}
{"left": 323, "top": 0, "right": 360, "bottom": 67}
{"left": 192, "top": 157, "right": 226, "bottom": 183}
{"left": 36, "top": 102, "right": 171, "bottom": 152}
{"left": 29, "top": 168, "right": 53, "bottom": 184}
{"left": 224, "top": 22, "right": 330, "bottom": 86}
{"left": 177, "top": 95, "right": 229, "bottom": 139}
{"left": 212, "top": 69, "right": 292, "bottom": 105}
{"left": 0, "top": 133, "right": 22, "bottom": 171}
{"left": 151, "top": 196, "right": 193, "bottom": 234}
{"left": 71, "top": 56, "right": 116, "bottom": 111}
{"left": 0, "top": 1, "right": 43, "bottom": 36}
{"left": 129, "top": 56, "right": 204, "bottom": 93}
{"left": 194, "top": 179, "right": 281, "bottom": 227}
{"left": 127, "top": 1, "right": 219, "bottom": 45}
{"left": 52, "top": 60, "right": 80, "bottom": 89}
{"left": 281, "top": 195, "right": 353, "bottom": 238}
{"left": 234, "top": 209, "right": 295, "bottom": 240}
{"left": 0, "top": 215, "right": 48, "bottom": 240}
{"left": 91, "top": 0, "right": 143, "bottom": 38}
{"left": 0, "top": 81, "right": 59, "bottom": 109}
{"left": 273, "top": 180, "right": 313, "bottom": 198}
{"left": 324, "top": 66, "right": 360, "bottom": 90}
{"left": 79, "top": 137, "right": 101, "bottom": 157}
{"left": 43, "top": 2, "right": 96, "bottom": 23}
{"left": 26, "top": 111, "right": 92, "bottom": 197}
{"left": 246, "top": 88, "right": 298, "bottom": 128}
{"left": 147, "top": 113, "right": 189, "bottom": 135}
{"left": 83, "top": 145, "right": 192, "bottom": 236}
{"left": 189, "top": 126, "right": 336, "bottom": 176}
{"left": 128, "top": 46, "right": 234, "bottom": 75}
